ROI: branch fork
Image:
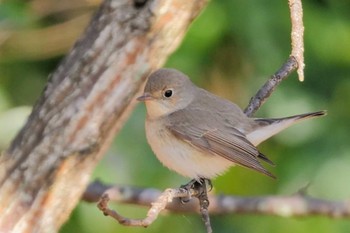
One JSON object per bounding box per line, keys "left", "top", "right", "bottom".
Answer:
{"left": 97, "top": 187, "right": 197, "bottom": 227}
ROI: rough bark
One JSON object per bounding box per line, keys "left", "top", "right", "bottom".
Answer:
{"left": 0, "top": 0, "right": 207, "bottom": 232}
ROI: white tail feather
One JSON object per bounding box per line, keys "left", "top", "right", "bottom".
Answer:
{"left": 246, "top": 111, "right": 326, "bottom": 146}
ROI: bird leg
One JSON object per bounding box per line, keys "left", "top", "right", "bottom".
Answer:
{"left": 197, "top": 180, "right": 213, "bottom": 233}
{"left": 179, "top": 178, "right": 213, "bottom": 233}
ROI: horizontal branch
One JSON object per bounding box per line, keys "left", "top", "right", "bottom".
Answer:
{"left": 84, "top": 181, "right": 350, "bottom": 218}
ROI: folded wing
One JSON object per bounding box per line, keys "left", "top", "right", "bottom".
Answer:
{"left": 166, "top": 109, "right": 275, "bottom": 178}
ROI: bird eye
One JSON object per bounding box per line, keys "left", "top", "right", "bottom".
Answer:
{"left": 163, "top": 89, "right": 173, "bottom": 98}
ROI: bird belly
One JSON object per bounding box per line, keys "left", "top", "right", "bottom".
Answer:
{"left": 145, "top": 120, "right": 233, "bottom": 179}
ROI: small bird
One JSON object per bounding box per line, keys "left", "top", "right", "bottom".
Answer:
{"left": 137, "top": 68, "right": 326, "bottom": 180}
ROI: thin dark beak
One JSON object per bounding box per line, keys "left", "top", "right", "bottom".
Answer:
{"left": 137, "top": 92, "right": 153, "bottom": 101}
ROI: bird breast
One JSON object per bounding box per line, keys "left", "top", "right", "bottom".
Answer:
{"left": 145, "top": 118, "right": 233, "bottom": 179}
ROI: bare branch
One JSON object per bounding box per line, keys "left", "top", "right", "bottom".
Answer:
{"left": 85, "top": 181, "right": 350, "bottom": 218}
{"left": 289, "top": 0, "right": 305, "bottom": 82}
{"left": 244, "top": 56, "right": 298, "bottom": 117}
{"left": 97, "top": 188, "right": 197, "bottom": 227}
{"left": 93, "top": 180, "right": 213, "bottom": 232}
{"left": 84, "top": 180, "right": 200, "bottom": 213}
{"left": 244, "top": 0, "right": 305, "bottom": 116}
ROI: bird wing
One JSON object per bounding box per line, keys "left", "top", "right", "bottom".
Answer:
{"left": 166, "top": 109, "right": 275, "bottom": 178}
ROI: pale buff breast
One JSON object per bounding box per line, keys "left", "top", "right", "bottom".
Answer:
{"left": 145, "top": 118, "right": 233, "bottom": 179}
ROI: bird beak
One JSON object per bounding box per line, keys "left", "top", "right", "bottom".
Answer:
{"left": 137, "top": 92, "right": 153, "bottom": 101}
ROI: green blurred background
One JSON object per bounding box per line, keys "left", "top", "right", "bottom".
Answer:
{"left": 1, "top": 0, "right": 350, "bottom": 232}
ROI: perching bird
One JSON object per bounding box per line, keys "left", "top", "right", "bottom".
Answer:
{"left": 137, "top": 68, "right": 326, "bottom": 180}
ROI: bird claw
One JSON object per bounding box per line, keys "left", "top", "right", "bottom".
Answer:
{"left": 179, "top": 178, "right": 212, "bottom": 203}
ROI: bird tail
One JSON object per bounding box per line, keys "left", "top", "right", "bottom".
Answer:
{"left": 247, "top": 110, "right": 326, "bottom": 146}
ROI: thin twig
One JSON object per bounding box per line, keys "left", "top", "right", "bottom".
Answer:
{"left": 244, "top": 56, "right": 298, "bottom": 117}
{"left": 97, "top": 187, "right": 198, "bottom": 227}
{"left": 289, "top": 0, "right": 305, "bottom": 82}
{"left": 244, "top": 0, "right": 305, "bottom": 116}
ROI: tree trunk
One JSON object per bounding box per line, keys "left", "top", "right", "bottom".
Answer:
{"left": 0, "top": 0, "right": 207, "bottom": 232}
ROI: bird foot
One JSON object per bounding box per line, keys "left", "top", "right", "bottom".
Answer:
{"left": 179, "top": 178, "right": 212, "bottom": 204}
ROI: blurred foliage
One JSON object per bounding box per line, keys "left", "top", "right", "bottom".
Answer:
{"left": 1, "top": 0, "right": 350, "bottom": 232}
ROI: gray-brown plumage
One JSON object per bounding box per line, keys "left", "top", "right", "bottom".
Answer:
{"left": 138, "top": 68, "right": 326, "bottom": 179}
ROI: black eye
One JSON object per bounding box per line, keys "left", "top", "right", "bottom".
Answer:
{"left": 163, "top": 89, "right": 173, "bottom": 98}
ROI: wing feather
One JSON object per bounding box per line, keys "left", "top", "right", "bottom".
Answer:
{"left": 166, "top": 109, "right": 274, "bottom": 178}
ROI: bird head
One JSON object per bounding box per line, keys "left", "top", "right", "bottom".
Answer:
{"left": 137, "top": 68, "right": 195, "bottom": 119}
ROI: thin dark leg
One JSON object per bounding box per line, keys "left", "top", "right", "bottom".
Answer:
{"left": 197, "top": 180, "right": 212, "bottom": 233}
{"left": 180, "top": 178, "right": 213, "bottom": 233}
